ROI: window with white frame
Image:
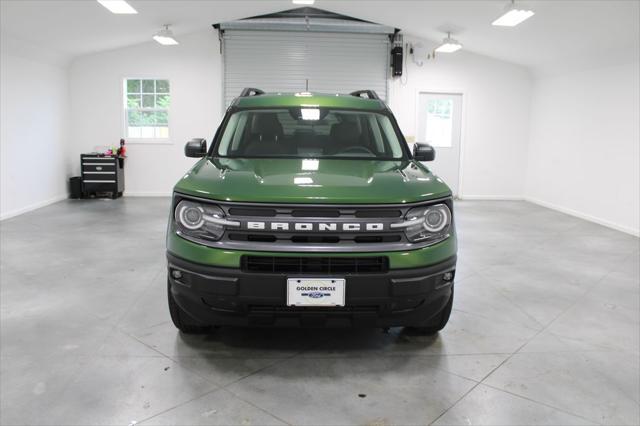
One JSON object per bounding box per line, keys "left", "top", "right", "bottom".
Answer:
{"left": 425, "top": 98, "right": 453, "bottom": 148}
{"left": 124, "top": 79, "right": 170, "bottom": 140}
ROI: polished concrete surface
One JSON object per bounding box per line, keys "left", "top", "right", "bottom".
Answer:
{"left": 1, "top": 198, "right": 638, "bottom": 425}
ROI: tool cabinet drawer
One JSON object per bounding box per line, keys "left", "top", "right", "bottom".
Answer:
{"left": 80, "top": 154, "right": 124, "bottom": 198}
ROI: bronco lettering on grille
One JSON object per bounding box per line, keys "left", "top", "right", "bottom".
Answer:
{"left": 245, "top": 221, "right": 386, "bottom": 232}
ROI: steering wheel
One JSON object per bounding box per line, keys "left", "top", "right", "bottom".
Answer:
{"left": 336, "top": 146, "right": 375, "bottom": 156}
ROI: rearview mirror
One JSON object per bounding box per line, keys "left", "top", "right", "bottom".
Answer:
{"left": 413, "top": 143, "right": 435, "bottom": 162}
{"left": 185, "top": 138, "right": 207, "bottom": 158}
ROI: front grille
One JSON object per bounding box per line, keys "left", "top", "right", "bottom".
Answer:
{"left": 228, "top": 233, "right": 277, "bottom": 243}
{"left": 226, "top": 207, "right": 402, "bottom": 219}
{"left": 355, "top": 209, "right": 402, "bottom": 218}
{"left": 185, "top": 198, "right": 455, "bottom": 252}
{"left": 242, "top": 256, "right": 389, "bottom": 274}
{"left": 228, "top": 233, "right": 401, "bottom": 244}
{"left": 291, "top": 209, "right": 341, "bottom": 218}
{"left": 228, "top": 207, "right": 277, "bottom": 217}
{"left": 217, "top": 202, "right": 416, "bottom": 252}
{"left": 291, "top": 235, "right": 341, "bottom": 244}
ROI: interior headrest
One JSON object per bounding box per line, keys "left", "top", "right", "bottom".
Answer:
{"left": 330, "top": 121, "right": 360, "bottom": 144}
{"left": 252, "top": 113, "right": 283, "bottom": 138}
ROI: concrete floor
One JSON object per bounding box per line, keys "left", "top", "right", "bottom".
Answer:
{"left": 0, "top": 198, "right": 638, "bottom": 425}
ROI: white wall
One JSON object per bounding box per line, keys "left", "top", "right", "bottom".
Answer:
{"left": 525, "top": 62, "right": 640, "bottom": 236}
{"left": 0, "top": 36, "right": 71, "bottom": 220}
{"left": 70, "top": 30, "right": 532, "bottom": 199}
{"left": 69, "top": 30, "right": 221, "bottom": 196}
{"left": 389, "top": 35, "right": 532, "bottom": 199}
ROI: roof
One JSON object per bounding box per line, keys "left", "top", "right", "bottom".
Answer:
{"left": 232, "top": 92, "right": 387, "bottom": 111}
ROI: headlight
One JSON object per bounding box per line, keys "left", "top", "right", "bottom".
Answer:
{"left": 401, "top": 203, "right": 452, "bottom": 243}
{"left": 177, "top": 203, "right": 205, "bottom": 230}
{"left": 174, "top": 200, "right": 231, "bottom": 242}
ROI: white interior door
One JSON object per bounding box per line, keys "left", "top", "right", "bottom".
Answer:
{"left": 417, "top": 92, "right": 463, "bottom": 196}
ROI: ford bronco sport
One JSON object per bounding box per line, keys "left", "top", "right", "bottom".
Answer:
{"left": 167, "top": 89, "right": 456, "bottom": 334}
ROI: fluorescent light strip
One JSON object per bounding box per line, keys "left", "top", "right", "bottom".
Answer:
{"left": 97, "top": 0, "right": 137, "bottom": 14}
{"left": 435, "top": 33, "right": 462, "bottom": 53}
{"left": 153, "top": 35, "right": 179, "bottom": 46}
{"left": 153, "top": 25, "right": 179, "bottom": 45}
{"left": 292, "top": 0, "right": 315, "bottom": 4}
{"left": 435, "top": 43, "right": 462, "bottom": 53}
{"left": 492, "top": 8, "right": 534, "bottom": 26}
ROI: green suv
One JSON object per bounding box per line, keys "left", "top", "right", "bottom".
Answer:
{"left": 167, "top": 89, "right": 457, "bottom": 334}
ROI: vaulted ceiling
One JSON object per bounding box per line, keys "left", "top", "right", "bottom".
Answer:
{"left": 1, "top": 0, "right": 638, "bottom": 75}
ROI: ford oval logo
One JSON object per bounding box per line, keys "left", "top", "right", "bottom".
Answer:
{"left": 308, "top": 292, "right": 324, "bottom": 298}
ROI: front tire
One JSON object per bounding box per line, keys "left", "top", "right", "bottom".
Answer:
{"left": 168, "top": 279, "right": 211, "bottom": 334}
{"left": 411, "top": 285, "right": 453, "bottom": 336}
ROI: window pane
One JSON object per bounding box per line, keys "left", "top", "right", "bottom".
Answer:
{"left": 127, "top": 110, "right": 140, "bottom": 126}
{"left": 156, "top": 80, "right": 170, "bottom": 93}
{"left": 127, "top": 126, "right": 141, "bottom": 138}
{"left": 425, "top": 99, "right": 453, "bottom": 148}
{"left": 141, "top": 127, "right": 155, "bottom": 138}
{"left": 124, "top": 79, "right": 170, "bottom": 139}
{"left": 157, "top": 127, "right": 169, "bottom": 138}
{"left": 142, "top": 94, "right": 155, "bottom": 108}
{"left": 128, "top": 110, "right": 156, "bottom": 126}
{"left": 378, "top": 115, "right": 404, "bottom": 157}
{"left": 127, "top": 79, "right": 141, "bottom": 93}
{"left": 127, "top": 95, "right": 141, "bottom": 108}
{"left": 155, "top": 111, "right": 168, "bottom": 125}
{"left": 156, "top": 94, "right": 170, "bottom": 108}
{"left": 217, "top": 109, "right": 403, "bottom": 159}
{"left": 142, "top": 79, "right": 155, "bottom": 93}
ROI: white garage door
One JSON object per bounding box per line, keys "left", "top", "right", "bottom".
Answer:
{"left": 222, "top": 30, "right": 390, "bottom": 107}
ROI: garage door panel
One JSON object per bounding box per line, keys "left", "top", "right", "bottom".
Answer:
{"left": 223, "top": 30, "right": 390, "bottom": 106}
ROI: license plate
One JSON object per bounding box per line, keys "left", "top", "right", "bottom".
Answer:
{"left": 287, "top": 278, "right": 345, "bottom": 307}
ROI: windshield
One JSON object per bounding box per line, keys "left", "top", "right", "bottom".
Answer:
{"left": 215, "top": 108, "right": 406, "bottom": 160}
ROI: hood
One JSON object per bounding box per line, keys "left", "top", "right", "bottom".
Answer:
{"left": 174, "top": 157, "right": 451, "bottom": 204}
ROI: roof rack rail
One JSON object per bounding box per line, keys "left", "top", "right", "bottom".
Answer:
{"left": 240, "top": 87, "right": 265, "bottom": 97}
{"left": 350, "top": 90, "right": 380, "bottom": 100}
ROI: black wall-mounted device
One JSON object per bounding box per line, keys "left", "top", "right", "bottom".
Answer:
{"left": 391, "top": 33, "right": 403, "bottom": 77}
{"left": 391, "top": 45, "right": 403, "bottom": 76}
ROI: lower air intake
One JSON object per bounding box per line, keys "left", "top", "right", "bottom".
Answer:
{"left": 241, "top": 256, "right": 389, "bottom": 274}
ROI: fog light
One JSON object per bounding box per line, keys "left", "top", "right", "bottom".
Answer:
{"left": 443, "top": 272, "right": 453, "bottom": 281}
{"left": 171, "top": 270, "right": 183, "bottom": 279}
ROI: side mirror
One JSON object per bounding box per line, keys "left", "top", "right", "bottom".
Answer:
{"left": 185, "top": 138, "right": 207, "bottom": 158}
{"left": 413, "top": 143, "right": 435, "bottom": 162}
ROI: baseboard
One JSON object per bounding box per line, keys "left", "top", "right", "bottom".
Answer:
{"left": 0, "top": 193, "right": 68, "bottom": 221}
{"left": 458, "top": 195, "right": 524, "bottom": 201}
{"left": 525, "top": 196, "right": 639, "bottom": 237}
{"left": 123, "top": 192, "right": 172, "bottom": 197}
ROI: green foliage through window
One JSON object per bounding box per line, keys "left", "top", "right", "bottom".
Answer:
{"left": 125, "top": 79, "right": 170, "bottom": 139}
{"left": 427, "top": 99, "right": 452, "bottom": 119}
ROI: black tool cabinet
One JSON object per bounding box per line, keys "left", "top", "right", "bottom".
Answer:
{"left": 80, "top": 154, "right": 124, "bottom": 199}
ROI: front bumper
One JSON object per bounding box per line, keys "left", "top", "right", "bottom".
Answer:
{"left": 166, "top": 230, "right": 457, "bottom": 269}
{"left": 167, "top": 252, "right": 456, "bottom": 328}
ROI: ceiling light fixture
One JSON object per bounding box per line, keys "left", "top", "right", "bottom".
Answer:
{"left": 492, "top": 0, "right": 535, "bottom": 27}
{"left": 292, "top": 0, "right": 315, "bottom": 5}
{"left": 96, "top": 0, "right": 137, "bottom": 14}
{"left": 153, "top": 25, "right": 179, "bottom": 46}
{"left": 435, "top": 33, "right": 462, "bottom": 53}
